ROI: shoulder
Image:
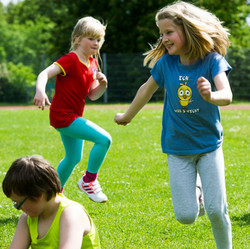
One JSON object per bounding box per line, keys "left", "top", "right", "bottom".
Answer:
{"left": 204, "top": 52, "right": 225, "bottom": 63}
{"left": 155, "top": 54, "right": 178, "bottom": 66}
{"left": 60, "top": 200, "right": 90, "bottom": 224}
{"left": 60, "top": 201, "right": 91, "bottom": 235}
{"left": 157, "top": 54, "right": 174, "bottom": 62}
{"left": 57, "top": 52, "right": 77, "bottom": 64}
{"left": 204, "top": 52, "right": 231, "bottom": 76}
{"left": 20, "top": 212, "right": 29, "bottom": 223}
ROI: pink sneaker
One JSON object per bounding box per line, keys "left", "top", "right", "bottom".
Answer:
{"left": 77, "top": 176, "right": 108, "bottom": 203}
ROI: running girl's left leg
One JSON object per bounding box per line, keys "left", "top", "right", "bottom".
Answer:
{"left": 57, "top": 134, "right": 83, "bottom": 187}
{"left": 58, "top": 117, "right": 112, "bottom": 174}
{"left": 198, "top": 147, "right": 232, "bottom": 249}
{"left": 58, "top": 117, "right": 112, "bottom": 202}
{"left": 167, "top": 154, "right": 199, "bottom": 224}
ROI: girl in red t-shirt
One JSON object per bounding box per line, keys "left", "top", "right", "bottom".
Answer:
{"left": 33, "top": 17, "right": 111, "bottom": 203}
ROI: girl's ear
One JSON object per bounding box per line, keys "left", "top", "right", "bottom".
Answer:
{"left": 36, "top": 193, "right": 45, "bottom": 202}
{"left": 75, "top": 36, "right": 82, "bottom": 45}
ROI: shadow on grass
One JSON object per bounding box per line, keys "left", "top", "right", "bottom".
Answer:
{"left": 0, "top": 216, "right": 19, "bottom": 226}
{"left": 231, "top": 213, "right": 250, "bottom": 226}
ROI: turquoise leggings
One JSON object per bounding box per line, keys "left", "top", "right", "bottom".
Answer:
{"left": 56, "top": 117, "right": 112, "bottom": 187}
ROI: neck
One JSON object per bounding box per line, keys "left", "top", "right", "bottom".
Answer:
{"left": 73, "top": 50, "right": 90, "bottom": 65}
{"left": 180, "top": 56, "right": 198, "bottom": 65}
{"left": 40, "top": 194, "right": 61, "bottom": 219}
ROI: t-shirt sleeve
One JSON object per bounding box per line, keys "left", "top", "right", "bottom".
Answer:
{"left": 150, "top": 57, "right": 165, "bottom": 88}
{"left": 211, "top": 53, "right": 232, "bottom": 79}
{"left": 54, "top": 54, "right": 74, "bottom": 76}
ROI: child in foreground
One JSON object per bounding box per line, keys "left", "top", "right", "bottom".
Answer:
{"left": 33, "top": 16, "right": 112, "bottom": 203}
{"left": 2, "top": 155, "right": 101, "bottom": 249}
{"left": 115, "top": 1, "right": 232, "bottom": 248}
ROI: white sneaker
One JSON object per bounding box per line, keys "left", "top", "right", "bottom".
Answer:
{"left": 77, "top": 177, "right": 108, "bottom": 203}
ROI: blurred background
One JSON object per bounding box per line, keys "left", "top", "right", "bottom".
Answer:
{"left": 0, "top": 0, "right": 249, "bottom": 104}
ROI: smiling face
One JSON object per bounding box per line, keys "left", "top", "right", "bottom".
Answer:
{"left": 157, "top": 18, "right": 187, "bottom": 60}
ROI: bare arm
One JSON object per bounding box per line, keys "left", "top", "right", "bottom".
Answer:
{"left": 33, "top": 63, "right": 62, "bottom": 110}
{"left": 59, "top": 204, "right": 91, "bottom": 249}
{"left": 114, "top": 76, "right": 159, "bottom": 125}
{"left": 88, "top": 72, "right": 107, "bottom": 101}
{"left": 197, "top": 72, "right": 233, "bottom": 106}
{"left": 9, "top": 213, "right": 30, "bottom": 249}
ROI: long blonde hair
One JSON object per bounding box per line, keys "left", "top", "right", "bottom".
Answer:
{"left": 144, "top": 1, "right": 230, "bottom": 68}
{"left": 70, "top": 16, "right": 106, "bottom": 70}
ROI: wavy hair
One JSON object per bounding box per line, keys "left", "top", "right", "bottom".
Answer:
{"left": 70, "top": 16, "right": 106, "bottom": 71}
{"left": 144, "top": 1, "right": 230, "bottom": 68}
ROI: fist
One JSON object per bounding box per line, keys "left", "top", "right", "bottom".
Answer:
{"left": 114, "top": 113, "right": 131, "bottom": 126}
{"left": 197, "top": 76, "right": 212, "bottom": 102}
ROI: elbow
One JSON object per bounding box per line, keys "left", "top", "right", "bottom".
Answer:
{"left": 226, "top": 91, "right": 233, "bottom": 106}
{"left": 219, "top": 87, "right": 233, "bottom": 106}
{"left": 88, "top": 94, "right": 97, "bottom": 101}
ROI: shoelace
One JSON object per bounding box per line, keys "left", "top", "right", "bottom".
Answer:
{"left": 82, "top": 180, "right": 102, "bottom": 194}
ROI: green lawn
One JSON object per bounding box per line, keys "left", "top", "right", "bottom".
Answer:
{"left": 0, "top": 105, "right": 249, "bottom": 248}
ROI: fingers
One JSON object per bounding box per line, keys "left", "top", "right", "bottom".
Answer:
{"left": 96, "top": 72, "right": 107, "bottom": 85}
{"left": 197, "top": 77, "right": 212, "bottom": 101}
{"left": 114, "top": 120, "right": 128, "bottom": 126}
{"left": 33, "top": 93, "right": 51, "bottom": 110}
{"left": 45, "top": 97, "right": 51, "bottom": 106}
{"left": 114, "top": 113, "right": 130, "bottom": 126}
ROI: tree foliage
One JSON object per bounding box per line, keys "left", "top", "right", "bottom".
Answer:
{"left": 3, "top": 0, "right": 249, "bottom": 55}
{"left": 0, "top": 0, "right": 249, "bottom": 103}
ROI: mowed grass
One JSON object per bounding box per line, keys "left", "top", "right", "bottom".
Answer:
{"left": 0, "top": 105, "right": 249, "bottom": 249}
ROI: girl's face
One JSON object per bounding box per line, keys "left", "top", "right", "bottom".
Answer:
{"left": 10, "top": 193, "right": 44, "bottom": 218}
{"left": 158, "top": 18, "right": 187, "bottom": 60}
{"left": 76, "top": 36, "right": 102, "bottom": 57}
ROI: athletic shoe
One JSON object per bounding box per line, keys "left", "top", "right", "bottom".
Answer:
{"left": 77, "top": 176, "right": 108, "bottom": 203}
{"left": 196, "top": 186, "right": 205, "bottom": 217}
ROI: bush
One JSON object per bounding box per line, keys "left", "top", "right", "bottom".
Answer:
{"left": 228, "top": 48, "right": 250, "bottom": 101}
{"left": 0, "top": 62, "right": 36, "bottom": 103}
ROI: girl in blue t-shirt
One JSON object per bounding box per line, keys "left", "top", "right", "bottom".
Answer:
{"left": 115, "top": 1, "right": 232, "bottom": 248}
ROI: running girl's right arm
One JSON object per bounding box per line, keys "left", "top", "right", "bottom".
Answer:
{"left": 33, "top": 63, "right": 62, "bottom": 110}
{"left": 9, "top": 213, "right": 30, "bottom": 249}
{"left": 114, "top": 76, "right": 159, "bottom": 125}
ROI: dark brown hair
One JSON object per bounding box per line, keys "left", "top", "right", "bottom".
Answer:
{"left": 2, "top": 155, "right": 61, "bottom": 201}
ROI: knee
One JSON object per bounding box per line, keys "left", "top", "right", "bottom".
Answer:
{"left": 206, "top": 205, "right": 226, "bottom": 223}
{"left": 65, "top": 154, "right": 82, "bottom": 166}
{"left": 101, "top": 133, "right": 112, "bottom": 148}
{"left": 175, "top": 211, "right": 197, "bottom": 224}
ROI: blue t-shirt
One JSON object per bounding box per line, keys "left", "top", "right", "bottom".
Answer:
{"left": 151, "top": 52, "right": 231, "bottom": 155}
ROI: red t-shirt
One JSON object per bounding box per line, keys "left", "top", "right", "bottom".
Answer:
{"left": 50, "top": 52, "right": 98, "bottom": 128}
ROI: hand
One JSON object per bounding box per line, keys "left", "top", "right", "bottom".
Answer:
{"left": 33, "top": 90, "right": 51, "bottom": 110}
{"left": 96, "top": 72, "right": 107, "bottom": 86}
{"left": 197, "top": 76, "right": 212, "bottom": 102}
{"left": 114, "top": 113, "right": 131, "bottom": 126}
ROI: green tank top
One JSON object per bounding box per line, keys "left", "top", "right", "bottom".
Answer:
{"left": 27, "top": 194, "right": 101, "bottom": 249}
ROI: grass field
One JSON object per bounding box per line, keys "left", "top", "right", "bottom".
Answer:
{"left": 0, "top": 105, "right": 249, "bottom": 248}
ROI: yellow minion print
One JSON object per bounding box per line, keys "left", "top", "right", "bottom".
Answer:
{"left": 178, "top": 82, "right": 193, "bottom": 108}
